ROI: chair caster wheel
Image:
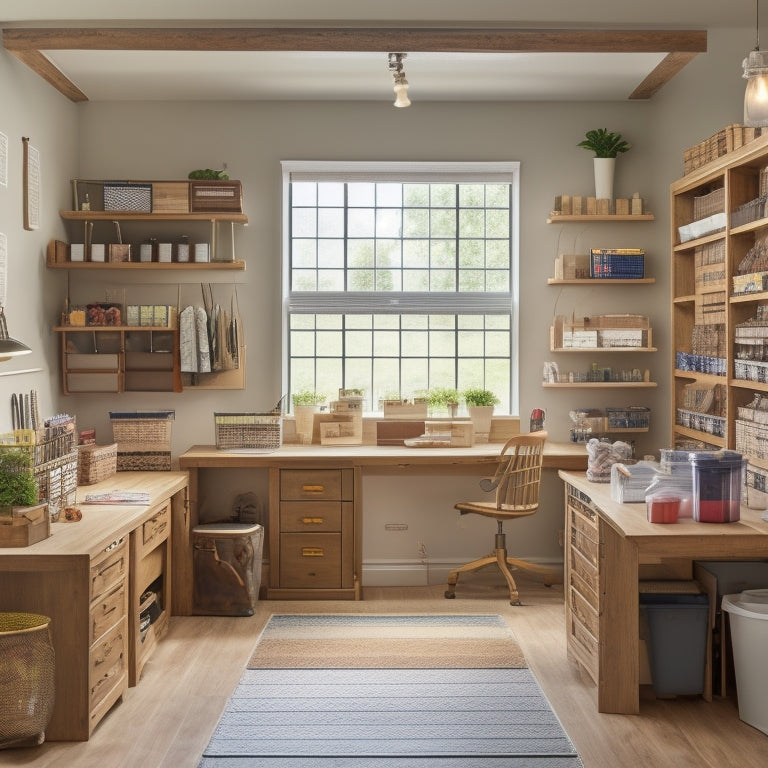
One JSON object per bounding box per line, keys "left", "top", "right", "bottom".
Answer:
{"left": 444, "top": 591, "right": 455, "bottom": 599}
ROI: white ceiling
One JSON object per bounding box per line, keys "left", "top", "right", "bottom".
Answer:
{"left": 0, "top": 1, "right": 755, "bottom": 104}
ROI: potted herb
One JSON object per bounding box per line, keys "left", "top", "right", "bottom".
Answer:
{"left": 291, "top": 391, "right": 326, "bottom": 445}
{"left": 427, "top": 387, "right": 460, "bottom": 417}
{"left": 0, "top": 448, "right": 48, "bottom": 547}
{"left": 578, "top": 128, "right": 631, "bottom": 202}
{"left": 462, "top": 389, "right": 500, "bottom": 443}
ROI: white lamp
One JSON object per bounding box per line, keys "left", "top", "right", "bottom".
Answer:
{"left": 744, "top": 1, "right": 768, "bottom": 126}
{"left": 388, "top": 53, "right": 411, "bottom": 108}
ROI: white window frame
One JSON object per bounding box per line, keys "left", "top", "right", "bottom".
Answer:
{"left": 280, "top": 160, "right": 520, "bottom": 414}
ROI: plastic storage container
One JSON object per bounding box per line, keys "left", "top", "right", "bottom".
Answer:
{"left": 640, "top": 592, "right": 709, "bottom": 696}
{"left": 722, "top": 590, "right": 768, "bottom": 735}
{"left": 689, "top": 450, "right": 744, "bottom": 523}
{"left": 646, "top": 493, "right": 682, "bottom": 523}
{"left": 192, "top": 522, "right": 264, "bottom": 616}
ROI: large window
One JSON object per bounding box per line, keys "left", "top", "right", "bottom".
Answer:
{"left": 282, "top": 161, "right": 519, "bottom": 413}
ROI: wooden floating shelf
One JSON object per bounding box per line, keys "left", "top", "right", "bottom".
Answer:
{"left": 54, "top": 325, "right": 175, "bottom": 332}
{"left": 547, "top": 277, "right": 655, "bottom": 285}
{"left": 60, "top": 210, "right": 248, "bottom": 224}
{"left": 546, "top": 214, "right": 655, "bottom": 223}
{"left": 542, "top": 382, "right": 657, "bottom": 389}
{"left": 47, "top": 260, "right": 246, "bottom": 270}
{"left": 550, "top": 347, "right": 657, "bottom": 353}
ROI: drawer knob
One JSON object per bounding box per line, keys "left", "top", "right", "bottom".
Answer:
{"left": 301, "top": 484, "right": 325, "bottom": 494}
{"left": 301, "top": 547, "right": 324, "bottom": 557}
{"left": 301, "top": 517, "right": 325, "bottom": 525}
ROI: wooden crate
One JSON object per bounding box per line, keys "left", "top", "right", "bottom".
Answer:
{"left": 0, "top": 504, "right": 50, "bottom": 547}
{"left": 151, "top": 182, "right": 189, "bottom": 213}
{"left": 189, "top": 180, "right": 243, "bottom": 213}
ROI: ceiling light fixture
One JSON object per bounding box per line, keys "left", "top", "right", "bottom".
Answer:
{"left": 388, "top": 52, "right": 411, "bottom": 108}
{"left": 0, "top": 306, "right": 31, "bottom": 362}
{"left": 744, "top": 0, "right": 768, "bottom": 126}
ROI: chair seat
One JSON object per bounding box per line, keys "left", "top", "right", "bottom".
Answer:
{"left": 455, "top": 501, "right": 538, "bottom": 521}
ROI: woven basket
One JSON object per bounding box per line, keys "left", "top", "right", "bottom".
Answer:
{"left": 77, "top": 443, "right": 117, "bottom": 485}
{"left": 0, "top": 613, "right": 55, "bottom": 749}
{"left": 110, "top": 411, "right": 174, "bottom": 471}
{"left": 214, "top": 412, "right": 282, "bottom": 452}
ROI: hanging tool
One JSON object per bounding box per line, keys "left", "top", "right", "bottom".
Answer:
{"left": 11, "top": 393, "right": 20, "bottom": 430}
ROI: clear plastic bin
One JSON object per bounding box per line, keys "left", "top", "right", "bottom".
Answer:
{"left": 689, "top": 450, "right": 744, "bottom": 523}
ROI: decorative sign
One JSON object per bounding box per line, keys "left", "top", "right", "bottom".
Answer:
{"left": 22, "top": 136, "right": 40, "bottom": 230}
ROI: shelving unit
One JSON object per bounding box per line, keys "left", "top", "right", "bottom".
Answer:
{"left": 670, "top": 133, "right": 768, "bottom": 471}
{"left": 47, "top": 180, "right": 250, "bottom": 393}
{"left": 546, "top": 213, "right": 655, "bottom": 223}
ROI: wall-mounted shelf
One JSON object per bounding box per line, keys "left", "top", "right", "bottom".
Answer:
{"left": 546, "top": 214, "right": 655, "bottom": 224}
{"left": 542, "top": 382, "right": 658, "bottom": 389}
{"left": 547, "top": 277, "right": 655, "bottom": 285}
{"left": 550, "top": 346, "right": 657, "bottom": 353}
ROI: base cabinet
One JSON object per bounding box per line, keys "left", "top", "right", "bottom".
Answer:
{"left": 267, "top": 466, "right": 360, "bottom": 600}
{"left": 0, "top": 472, "right": 187, "bottom": 740}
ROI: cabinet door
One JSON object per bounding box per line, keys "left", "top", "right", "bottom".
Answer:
{"left": 279, "top": 532, "right": 342, "bottom": 588}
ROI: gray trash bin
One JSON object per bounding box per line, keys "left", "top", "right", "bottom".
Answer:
{"left": 193, "top": 522, "right": 264, "bottom": 616}
{"left": 722, "top": 590, "right": 768, "bottom": 735}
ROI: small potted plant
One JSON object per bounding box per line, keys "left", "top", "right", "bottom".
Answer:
{"left": 578, "top": 128, "right": 631, "bottom": 202}
{"left": 291, "top": 391, "right": 327, "bottom": 445}
{"left": 427, "top": 387, "right": 460, "bottom": 417}
{"left": 462, "top": 388, "right": 500, "bottom": 443}
{"left": 0, "top": 448, "right": 48, "bottom": 546}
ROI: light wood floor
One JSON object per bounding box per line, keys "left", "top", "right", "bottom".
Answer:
{"left": 3, "top": 571, "right": 768, "bottom": 768}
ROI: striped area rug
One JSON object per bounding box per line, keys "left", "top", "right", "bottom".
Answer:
{"left": 199, "top": 614, "right": 583, "bottom": 767}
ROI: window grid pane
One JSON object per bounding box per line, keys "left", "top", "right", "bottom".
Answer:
{"left": 288, "top": 177, "right": 515, "bottom": 412}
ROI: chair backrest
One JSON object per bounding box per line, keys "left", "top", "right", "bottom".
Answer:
{"left": 493, "top": 432, "right": 547, "bottom": 511}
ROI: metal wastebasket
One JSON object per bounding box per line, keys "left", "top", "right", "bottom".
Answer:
{"left": 0, "top": 613, "right": 55, "bottom": 749}
{"left": 193, "top": 523, "right": 264, "bottom": 616}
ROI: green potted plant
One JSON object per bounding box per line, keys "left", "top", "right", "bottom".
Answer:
{"left": 0, "top": 448, "right": 48, "bottom": 547}
{"left": 462, "top": 389, "right": 500, "bottom": 443}
{"left": 427, "top": 387, "right": 460, "bottom": 417}
{"left": 578, "top": 128, "right": 631, "bottom": 202}
{"left": 291, "top": 391, "right": 327, "bottom": 445}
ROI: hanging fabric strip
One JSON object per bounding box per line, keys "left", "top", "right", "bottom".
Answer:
{"left": 196, "top": 307, "right": 211, "bottom": 373}
{"left": 179, "top": 305, "right": 198, "bottom": 372}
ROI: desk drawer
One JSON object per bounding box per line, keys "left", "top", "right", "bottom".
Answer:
{"left": 279, "top": 532, "right": 341, "bottom": 588}
{"left": 280, "top": 501, "right": 341, "bottom": 532}
{"left": 90, "top": 538, "right": 128, "bottom": 601}
{"left": 90, "top": 620, "right": 127, "bottom": 712}
{"left": 90, "top": 581, "right": 127, "bottom": 644}
{"left": 138, "top": 503, "right": 170, "bottom": 559}
{"left": 280, "top": 469, "right": 343, "bottom": 500}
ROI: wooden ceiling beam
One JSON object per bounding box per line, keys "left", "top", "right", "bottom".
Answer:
{"left": 629, "top": 51, "right": 700, "bottom": 100}
{"left": 2, "top": 27, "right": 707, "bottom": 54}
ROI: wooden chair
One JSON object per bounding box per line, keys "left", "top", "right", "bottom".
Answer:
{"left": 444, "top": 432, "right": 560, "bottom": 605}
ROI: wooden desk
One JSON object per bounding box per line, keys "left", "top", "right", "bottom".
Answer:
{"left": 0, "top": 471, "right": 188, "bottom": 741}
{"left": 559, "top": 470, "right": 768, "bottom": 715}
{"left": 177, "top": 442, "right": 587, "bottom": 607}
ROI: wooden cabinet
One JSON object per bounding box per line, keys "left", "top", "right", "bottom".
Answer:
{"left": 563, "top": 482, "right": 600, "bottom": 684}
{"left": 0, "top": 472, "right": 187, "bottom": 740}
{"left": 267, "top": 466, "right": 361, "bottom": 600}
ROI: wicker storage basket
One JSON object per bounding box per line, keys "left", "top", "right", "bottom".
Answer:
{"left": 0, "top": 613, "right": 55, "bottom": 749}
{"left": 109, "top": 411, "right": 174, "bottom": 471}
{"left": 214, "top": 412, "right": 282, "bottom": 452}
{"left": 77, "top": 443, "right": 118, "bottom": 485}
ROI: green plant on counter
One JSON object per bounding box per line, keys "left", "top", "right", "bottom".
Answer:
{"left": 427, "top": 387, "right": 460, "bottom": 408}
{"left": 291, "top": 390, "right": 327, "bottom": 407}
{"left": 577, "top": 128, "right": 631, "bottom": 158}
{"left": 188, "top": 168, "right": 230, "bottom": 180}
{"left": 0, "top": 449, "right": 38, "bottom": 508}
{"left": 462, "top": 388, "right": 500, "bottom": 407}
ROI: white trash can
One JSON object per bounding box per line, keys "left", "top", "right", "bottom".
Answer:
{"left": 722, "top": 590, "right": 768, "bottom": 735}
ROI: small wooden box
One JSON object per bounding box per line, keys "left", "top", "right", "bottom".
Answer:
{"left": 189, "top": 180, "right": 243, "bottom": 213}
{"left": 152, "top": 182, "right": 190, "bottom": 213}
{"left": 0, "top": 504, "right": 50, "bottom": 547}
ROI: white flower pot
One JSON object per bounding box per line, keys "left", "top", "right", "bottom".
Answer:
{"left": 467, "top": 405, "right": 494, "bottom": 443}
{"left": 593, "top": 157, "right": 616, "bottom": 202}
{"left": 294, "top": 405, "right": 319, "bottom": 445}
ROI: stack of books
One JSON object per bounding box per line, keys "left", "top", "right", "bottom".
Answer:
{"left": 590, "top": 248, "right": 645, "bottom": 279}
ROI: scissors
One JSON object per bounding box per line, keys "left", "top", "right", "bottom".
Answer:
{"left": 11, "top": 393, "right": 21, "bottom": 430}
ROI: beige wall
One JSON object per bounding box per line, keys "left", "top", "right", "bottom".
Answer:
{"left": 0, "top": 27, "right": 752, "bottom": 581}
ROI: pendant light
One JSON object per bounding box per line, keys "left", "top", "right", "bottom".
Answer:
{"left": 744, "top": 0, "right": 768, "bottom": 126}
{"left": 388, "top": 53, "right": 411, "bottom": 108}
{"left": 0, "top": 306, "right": 31, "bottom": 361}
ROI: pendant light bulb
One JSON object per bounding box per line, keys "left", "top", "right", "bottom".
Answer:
{"left": 744, "top": 0, "right": 768, "bottom": 126}
{"left": 393, "top": 73, "right": 411, "bottom": 108}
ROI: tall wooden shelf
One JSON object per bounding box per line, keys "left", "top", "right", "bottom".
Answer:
{"left": 670, "top": 131, "right": 768, "bottom": 458}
